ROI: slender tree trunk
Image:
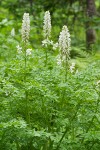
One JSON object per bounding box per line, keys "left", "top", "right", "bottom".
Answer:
{"left": 30, "top": 0, "right": 33, "bottom": 13}
{"left": 86, "top": 0, "right": 96, "bottom": 50}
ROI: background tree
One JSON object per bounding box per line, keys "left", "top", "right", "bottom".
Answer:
{"left": 86, "top": 0, "right": 96, "bottom": 50}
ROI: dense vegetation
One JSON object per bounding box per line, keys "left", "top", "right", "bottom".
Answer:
{"left": 0, "top": 0, "right": 100, "bottom": 150}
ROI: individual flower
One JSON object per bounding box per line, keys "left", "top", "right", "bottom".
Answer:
{"left": 75, "top": 69, "right": 78, "bottom": 74}
{"left": 43, "top": 11, "right": 51, "bottom": 39}
{"left": 58, "top": 25, "right": 71, "bottom": 60}
{"left": 26, "top": 48, "right": 32, "bottom": 56}
{"left": 97, "top": 80, "right": 100, "bottom": 85}
{"left": 21, "top": 13, "right": 30, "bottom": 42}
{"left": 53, "top": 43, "right": 58, "bottom": 50}
{"left": 16, "top": 45, "right": 22, "bottom": 54}
{"left": 70, "top": 62, "right": 75, "bottom": 73}
{"left": 11, "top": 28, "right": 15, "bottom": 37}
{"left": 96, "top": 80, "right": 100, "bottom": 87}
{"left": 56, "top": 55, "right": 62, "bottom": 66}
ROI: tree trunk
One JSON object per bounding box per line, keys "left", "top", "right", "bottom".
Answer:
{"left": 30, "top": 0, "right": 33, "bottom": 13}
{"left": 86, "top": 0, "right": 96, "bottom": 50}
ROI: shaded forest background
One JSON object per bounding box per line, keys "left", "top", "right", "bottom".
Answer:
{"left": 0, "top": 1, "right": 100, "bottom": 150}
{"left": 0, "top": 0, "right": 100, "bottom": 60}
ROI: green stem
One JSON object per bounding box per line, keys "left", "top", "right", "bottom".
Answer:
{"left": 65, "top": 55, "right": 69, "bottom": 82}
{"left": 55, "top": 103, "right": 81, "bottom": 150}
{"left": 24, "top": 43, "right": 30, "bottom": 125}
{"left": 45, "top": 48, "right": 47, "bottom": 66}
{"left": 80, "top": 91, "right": 100, "bottom": 145}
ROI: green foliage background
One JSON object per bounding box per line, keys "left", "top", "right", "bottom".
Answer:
{"left": 0, "top": 0, "right": 100, "bottom": 150}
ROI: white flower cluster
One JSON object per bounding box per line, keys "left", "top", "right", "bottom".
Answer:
{"left": 42, "top": 39, "right": 53, "bottom": 47}
{"left": 58, "top": 25, "right": 71, "bottom": 60}
{"left": 16, "top": 45, "right": 22, "bottom": 54}
{"left": 26, "top": 49, "right": 32, "bottom": 56}
{"left": 16, "top": 45, "right": 32, "bottom": 56}
{"left": 42, "top": 11, "right": 59, "bottom": 50}
{"left": 21, "top": 13, "right": 30, "bottom": 42}
{"left": 43, "top": 11, "right": 51, "bottom": 39}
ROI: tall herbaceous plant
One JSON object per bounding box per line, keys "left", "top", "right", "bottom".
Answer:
{"left": 21, "top": 13, "right": 31, "bottom": 124}
{"left": 17, "top": 11, "right": 72, "bottom": 149}
{"left": 1, "top": 7, "right": 100, "bottom": 150}
{"left": 21, "top": 13, "right": 32, "bottom": 56}
{"left": 42, "top": 11, "right": 53, "bottom": 66}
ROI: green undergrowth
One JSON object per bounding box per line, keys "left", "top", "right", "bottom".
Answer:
{"left": 0, "top": 7, "right": 100, "bottom": 150}
{"left": 0, "top": 47, "right": 100, "bottom": 149}
{"left": 71, "top": 51, "right": 100, "bottom": 70}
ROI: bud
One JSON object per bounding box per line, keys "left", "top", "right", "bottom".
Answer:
{"left": 58, "top": 25, "right": 71, "bottom": 60}
{"left": 21, "top": 13, "right": 30, "bottom": 43}
{"left": 43, "top": 11, "right": 51, "bottom": 39}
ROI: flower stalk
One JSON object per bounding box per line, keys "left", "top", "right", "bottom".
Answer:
{"left": 21, "top": 13, "right": 30, "bottom": 125}
{"left": 43, "top": 11, "right": 51, "bottom": 39}
{"left": 58, "top": 25, "right": 71, "bottom": 80}
{"left": 43, "top": 11, "right": 52, "bottom": 66}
